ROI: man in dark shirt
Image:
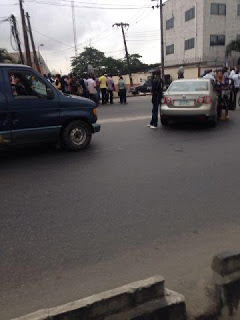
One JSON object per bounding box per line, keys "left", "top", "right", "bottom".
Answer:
{"left": 147, "top": 70, "right": 163, "bottom": 128}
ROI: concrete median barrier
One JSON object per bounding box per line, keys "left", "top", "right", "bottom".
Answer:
{"left": 12, "top": 275, "right": 186, "bottom": 320}
{"left": 212, "top": 251, "right": 240, "bottom": 319}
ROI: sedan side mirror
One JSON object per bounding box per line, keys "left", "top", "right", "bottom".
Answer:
{"left": 47, "top": 88, "right": 54, "bottom": 99}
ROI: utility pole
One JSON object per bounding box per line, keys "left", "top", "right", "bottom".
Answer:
{"left": 71, "top": 0, "right": 78, "bottom": 56}
{"left": 19, "top": 0, "right": 32, "bottom": 66}
{"left": 113, "top": 22, "right": 133, "bottom": 87}
{"left": 10, "top": 14, "right": 24, "bottom": 64}
{"left": 26, "top": 12, "right": 41, "bottom": 73}
{"left": 152, "top": 0, "right": 165, "bottom": 82}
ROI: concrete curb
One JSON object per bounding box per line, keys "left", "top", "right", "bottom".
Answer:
{"left": 212, "top": 251, "right": 240, "bottom": 319}
{"left": 12, "top": 275, "right": 186, "bottom": 320}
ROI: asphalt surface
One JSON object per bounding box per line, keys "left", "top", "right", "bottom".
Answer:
{"left": 1, "top": 96, "right": 240, "bottom": 319}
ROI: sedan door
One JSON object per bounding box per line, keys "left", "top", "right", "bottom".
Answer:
{"left": 3, "top": 68, "right": 61, "bottom": 145}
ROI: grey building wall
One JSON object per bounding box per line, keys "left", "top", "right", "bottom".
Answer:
{"left": 163, "top": 0, "right": 240, "bottom": 67}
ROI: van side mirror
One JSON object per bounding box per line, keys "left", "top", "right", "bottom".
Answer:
{"left": 47, "top": 88, "right": 54, "bottom": 99}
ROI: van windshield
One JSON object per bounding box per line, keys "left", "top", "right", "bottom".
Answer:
{"left": 169, "top": 81, "right": 209, "bottom": 92}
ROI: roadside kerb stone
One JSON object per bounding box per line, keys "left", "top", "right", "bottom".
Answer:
{"left": 105, "top": 289, "right": 186, "bottom": 320}
{"left": 212, "top": 251, "right": 240, "bottom": 285}
{"left": 212, "top": 251, "right": 240, "bottom": 319}
{"left": 12, "top": 275, "right": 167, "bottom": 320}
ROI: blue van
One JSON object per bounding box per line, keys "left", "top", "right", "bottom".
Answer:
{"left": 0, "top": 64, "right": 100, "bottom": 151}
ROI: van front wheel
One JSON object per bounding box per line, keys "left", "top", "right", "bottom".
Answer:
{"left": 61, "top": 120, "right": 92, "bottom": 151}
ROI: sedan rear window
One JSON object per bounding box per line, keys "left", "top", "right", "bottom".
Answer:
{"left": 169, "top": 81, "right": 209, "bottom": 92}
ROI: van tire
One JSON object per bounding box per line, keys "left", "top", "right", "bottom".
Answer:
{"left": 61, "top": 120, "right": 92, "bottom": 151}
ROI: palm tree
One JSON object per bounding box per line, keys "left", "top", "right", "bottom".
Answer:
{"left": 226, "top": 40, "right": 240, "bottom": 57}
{"left": 0, "top": 48, "right": 14, "bottom": 63}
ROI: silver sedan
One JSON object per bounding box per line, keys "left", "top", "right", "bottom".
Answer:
{"left": 160, "top": 79, "right": 218, "bottom": 126}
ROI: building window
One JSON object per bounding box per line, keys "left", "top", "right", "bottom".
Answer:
{"left": 166, "top": 44, "right": 174, "bottom": 55}
{"left": 185, "top": 38, "right": 195, "bottom": 50}
{"left": 210, "top": 35, "right": 225, "bottom": 46}
{"left": 237, "top": 35, "right": 240, "bottom": 41}
{"left": 238, "top": 4, "right": 240, "bottom": 15}
{"left": 211, "top": 3, "right": 226, "bottom": 15}
{"left": 166, "top": 17, "right": 174, "bottom": 30}
{"left": 185, "top": 7, "right": 195, "bottom": 21}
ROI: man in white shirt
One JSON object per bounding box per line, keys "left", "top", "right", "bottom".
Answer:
{"left": 87, "top": 75, "right": 98, "bottom": 105}
{"left": 230, "top": 68, "right": 236, "bottom": 79}
{"left": 232, "top": 71, "right": 240, "bottom": 109}
{"left": 203, "top": 69, "right": 215, "bottom": 81}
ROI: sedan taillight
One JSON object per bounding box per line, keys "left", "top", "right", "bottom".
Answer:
{"left": 163, "top": 97, "right": 172, "bottom": 104}
{"left": 204, "top": 96, "right": 212, "bottom": 104}
{"left": 197, "top": 96, "right": 212, "bottom": 104}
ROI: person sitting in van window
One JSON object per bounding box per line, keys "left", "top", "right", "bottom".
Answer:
{"left": 13, "top": 75, "right": 28, "bottom": 96}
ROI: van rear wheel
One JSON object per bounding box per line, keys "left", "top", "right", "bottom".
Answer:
{"left": 61, "top": 120, "right": 92, "bottom": 151}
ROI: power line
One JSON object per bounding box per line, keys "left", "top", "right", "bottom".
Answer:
{"left": 31, "top": 28, "right": 74, "bottom": 48}
{"left": 48, "top": 27, "right": 114, "bottom": 57}
{"left": 25, "top": 0, "right": 150, "bottom": 9}
{"left": 127, "top": 0, "right": 150, "bottom": 24}
{"left": 38, "top": 0, "right": 147, "bottom": 6}
{"left": 15, "top": 17, "right": 75, "bottom": 51}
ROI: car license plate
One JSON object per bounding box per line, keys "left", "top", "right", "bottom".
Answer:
{"left": 174, "top": 100, "right": 194, "bottom": 107}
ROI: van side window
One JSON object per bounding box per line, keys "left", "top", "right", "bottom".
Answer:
{"left": 8, "top": 71, "right": 53, "bottom": 99}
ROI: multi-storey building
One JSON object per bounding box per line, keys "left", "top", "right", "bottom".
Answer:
{"left": 163, "top": 0, "right": 240, "bottom": 79}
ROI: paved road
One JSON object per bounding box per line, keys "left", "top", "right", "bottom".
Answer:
{"left": 1, "top": 96, "right": 240, "bottom": 319}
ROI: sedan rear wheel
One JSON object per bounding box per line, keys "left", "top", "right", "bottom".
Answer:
{"left": 161, "top": 116, "right": 169, "bottom": 126}
{"left": 208, "top": 114, "right": 218, "bottom": 127}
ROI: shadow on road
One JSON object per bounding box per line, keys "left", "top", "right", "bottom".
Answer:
{"left": 0, "top": 143, "right": 99, "bottom": 166}
{"left": 162, "top": 118, "right": 234, "bottom": 133}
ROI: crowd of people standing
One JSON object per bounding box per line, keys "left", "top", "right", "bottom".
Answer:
{"left": 201, "top": 66, "right": 240, "bottom": 120}
{"left": 43, "top": 72, "right": 127, "bottom": 106}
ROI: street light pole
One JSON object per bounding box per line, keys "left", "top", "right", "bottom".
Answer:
{"left": 113, "top": 22, "right": 133, "bottom": 87}
{"left": 160, "top": 0, "right": 164, "bottom": 81}
{"left": 19, "top": 0, "right": 32, "bottom": 66}
{"left": 38, "top": 43, "right": 44, "bottom": 71}
{"left": 152, "top": 0, "right": 165, "bottom": 82}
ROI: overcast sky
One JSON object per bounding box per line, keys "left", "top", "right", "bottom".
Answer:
{"left": 0, "top": 0, "right": 164, "bottom": 74}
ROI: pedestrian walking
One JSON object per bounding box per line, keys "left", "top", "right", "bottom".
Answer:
{"left": 147, "top": 70, "right": 163, "bottom": 129}
{"left": 99, "top": 73, "right": 107, "bottom": 104}
{"left": 118, "top": 76, "right": 127, "bottom": 104}
{"left": 107, "top": 75, "right": 115, "bottom": 104}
